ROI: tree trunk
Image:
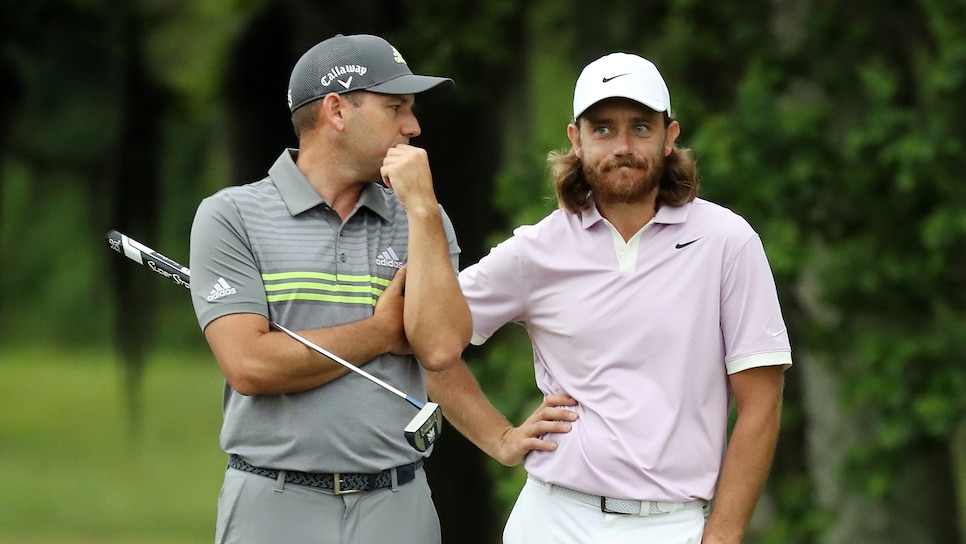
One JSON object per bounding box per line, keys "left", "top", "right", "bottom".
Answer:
{"left": 803, "top": 354, "right": 961, "bottom": 543}
{"left": 0, "top": 2, "right": 27, "bottom": 338}
{"left": 111, "top": 0, "right": 164, "bottom": 443}
{"left": 223, "top": 2, "right": 297, "bottom": 186}
{"left": 953, "top": 419, "right": 966, "bottom": 543}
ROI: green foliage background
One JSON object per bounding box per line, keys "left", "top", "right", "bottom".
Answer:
{"left": 2, "top": 0, "right": 965, "bottom": 542}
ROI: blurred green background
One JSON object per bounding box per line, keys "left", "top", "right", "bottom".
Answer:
{"left": 1, "top": 0, "right": 965, "bottom": 543}
{"left": 0, "top": 349, "right": 222, "bottom": 543}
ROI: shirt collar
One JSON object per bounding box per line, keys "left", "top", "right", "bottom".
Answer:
{"left": 578, "top": 198, "right": 692, "bottom": 229}
{"left": 653, "top": 200, "right": 690, "bottom": 225}
{"left": 268, "top": 149, "right": 392, "bottom": 221}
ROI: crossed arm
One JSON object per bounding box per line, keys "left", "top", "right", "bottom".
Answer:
{"left": 381, "top": 144, "right": 472, "bottom": 369}
{"left": 203, "top": 267, "right": 412, "bottom": 396}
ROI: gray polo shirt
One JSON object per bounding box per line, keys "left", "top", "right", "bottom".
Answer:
{"left": 189, "top": 149, "right": 461, "bottom": 473}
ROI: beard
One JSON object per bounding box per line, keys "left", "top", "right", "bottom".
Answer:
{"left": 583, "top": 153, "right": 665, "bottom": 204}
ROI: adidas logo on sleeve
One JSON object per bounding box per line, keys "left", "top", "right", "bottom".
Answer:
{"left": 207, "top": 277, "right": 237, "bottom": 301}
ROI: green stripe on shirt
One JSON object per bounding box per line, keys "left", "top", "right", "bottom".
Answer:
{"left": 262, "top": 271, "right": 392, "bottom": 287}
{"left": 261, "top": 271, "right": 390, "bottom": 305}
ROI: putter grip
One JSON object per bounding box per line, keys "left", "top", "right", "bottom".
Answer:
{"left": 106, "top": 229, "right": 191, "bottom": 289}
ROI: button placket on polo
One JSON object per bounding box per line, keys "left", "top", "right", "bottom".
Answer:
{"left": 335, "top": 218, "right": 352, "bottom": 269}
{"left": 324, "top": 206, "right": 349, "bottom": 269}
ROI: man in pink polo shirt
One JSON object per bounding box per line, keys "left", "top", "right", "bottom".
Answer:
{"left": 428, "top": 52, "right": 791, "bottom": 543}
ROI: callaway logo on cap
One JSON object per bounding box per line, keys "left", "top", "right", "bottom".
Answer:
{"left": 572, "top": 52, "right": 671, "bottom": 120}
{"left": 287, "top": 34, "right": 455, "bottom": 112}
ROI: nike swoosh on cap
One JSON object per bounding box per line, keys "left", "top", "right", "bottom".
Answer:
{"left": 602, "top": 73, "right": 629, "bottom": 83}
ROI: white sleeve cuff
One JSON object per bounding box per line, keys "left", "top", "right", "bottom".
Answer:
{"left": 726, "top": 351, "right": 793, "bottom": 374}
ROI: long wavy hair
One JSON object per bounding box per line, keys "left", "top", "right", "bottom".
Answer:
{"left": 548, "top": 125, "right": 700, "bottom": 213}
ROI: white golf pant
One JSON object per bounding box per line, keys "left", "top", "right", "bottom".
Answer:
{"left": 503, "top": 476, "right": 708, "bottom": 544}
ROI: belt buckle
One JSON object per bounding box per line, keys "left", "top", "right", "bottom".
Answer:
{"left": 333, "top": 473, "right": 362, "bottom": 495}
{"left": 600, "top": 496, "right": 640, "bottom": 515}
{"left": 600, "top": 496, "right": 625, "bottom": 515}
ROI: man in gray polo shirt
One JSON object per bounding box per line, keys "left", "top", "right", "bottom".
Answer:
{"left": 189, "top": 34, "right": 471, "bottom": 544}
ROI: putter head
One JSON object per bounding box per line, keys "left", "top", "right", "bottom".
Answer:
{"left": 404, "top": 402, "right": 443, "bottom": 452}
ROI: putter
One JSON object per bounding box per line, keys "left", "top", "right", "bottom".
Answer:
{"left": 105, "top": 229, "right": 443, "bottom": 452}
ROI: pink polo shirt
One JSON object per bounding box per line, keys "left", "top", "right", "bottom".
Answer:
{"left": 458, "top": 198, "right": 792, "bottom": 502}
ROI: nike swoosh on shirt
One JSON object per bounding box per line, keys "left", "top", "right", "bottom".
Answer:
{"left": 768, "top": 328, "right": 787, "bottom": 338}
{"left": 675, "top": 238, "right": 702, "bottom": 249}
{"left": 602, "top": 74, "right": 629, "bottom": 83}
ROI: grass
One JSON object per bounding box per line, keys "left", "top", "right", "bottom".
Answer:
{"left": 0, "top": 347, "right": 227, "bottom": 543}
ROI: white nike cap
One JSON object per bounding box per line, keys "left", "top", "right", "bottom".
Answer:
{"left": 572, "top": 52, "right": 671, "bottom": 120}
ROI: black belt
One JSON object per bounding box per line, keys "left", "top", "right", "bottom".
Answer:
{"left": 228, "top": 454, "right": 422, "bottom": 494}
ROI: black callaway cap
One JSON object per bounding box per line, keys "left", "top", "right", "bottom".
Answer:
{"left": 287, "top": 34, "right": 455, "bottom": 112}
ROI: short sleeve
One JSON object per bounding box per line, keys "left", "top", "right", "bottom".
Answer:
{"left": 439, "top": 205, "right": 461, "bottom": 272}
{"left": 189, "top": 192, "right": 270, "bottom": 330}
{"left": 720, "top": 234, "right": 793, "bottom": 373}
{"left": 458, "top": 236, "right": 528, "bottom": 345}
